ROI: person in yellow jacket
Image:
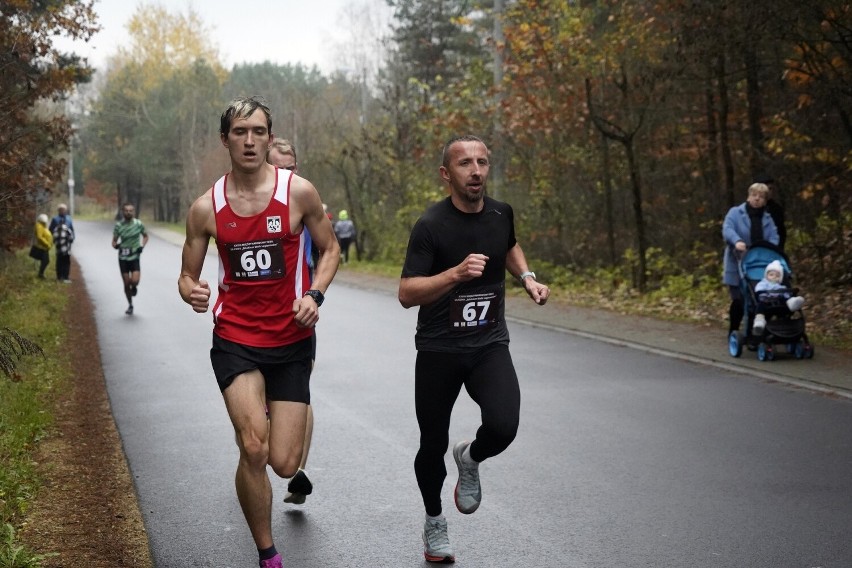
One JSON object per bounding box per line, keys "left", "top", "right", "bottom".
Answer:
{"left": 33, "top": 213, "right": 53, "bottom": 278}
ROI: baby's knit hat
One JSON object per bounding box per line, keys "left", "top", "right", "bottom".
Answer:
{"left": 765, "top": 259, "right": 784, "bottom": 279}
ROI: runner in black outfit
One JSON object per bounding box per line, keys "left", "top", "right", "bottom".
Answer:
{"left": 399, "top": 134, "right": 551, "bottom": 564}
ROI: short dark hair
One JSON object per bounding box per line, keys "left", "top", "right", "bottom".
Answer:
{"left": 441, "top": 135, "right": 487, "bottom": 168}
{"left": 220, "top": 96, "right": 272, "bottom": 136}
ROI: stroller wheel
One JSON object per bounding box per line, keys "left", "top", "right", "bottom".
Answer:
{"left": 758, "top": 342, "right": 775, "bottom": 362}
{"left": 728, "top": 331, "right": 743, "bottom": 358}
{"left": 804, "top": 343, "right": 815, "bottom": 359}
{"left": 794, "top": 342, "right": 805, "bottom": 359}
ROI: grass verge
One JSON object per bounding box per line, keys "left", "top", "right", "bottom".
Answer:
{"left": 0, "top": 251, "right": 68, "bottom": 567}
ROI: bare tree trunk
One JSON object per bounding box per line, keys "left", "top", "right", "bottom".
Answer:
{"left": 704, "top": 71, "right": 723, "bottom": 216}
{"left": 744, "top": 35, "right": 765, "bottom": 173}
{"left": 623, "top": 139, "right": 647, "bottom": 292}
{"left": 600, "top": 134, "right": 616, "bottom": 267}
{"left": 585, "top": 76, "right": 648, "bottom": 292}
{"left": 715, "top": 55, "right": 736, "bottom": 208}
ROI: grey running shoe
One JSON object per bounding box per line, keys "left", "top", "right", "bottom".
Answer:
{"left": 283, "top": 469, "right": 312, "bottom": 504}
{"left": 453, "top": 440, "right": 481, "bottom": 514}
{"left": 422, "top": 515, "right": 455, "bottom": 563}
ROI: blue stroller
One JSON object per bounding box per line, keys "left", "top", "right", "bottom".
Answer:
{"left": 727, "top": 242, "right": 814, "bottom": 361}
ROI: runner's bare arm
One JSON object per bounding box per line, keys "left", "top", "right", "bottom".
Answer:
{"left": 293, "top": 177, "right": 339, "bottom": 295}
{"left": 290, "top": 177, "right": 340, "bottom": 327}
{"left": 178, "top": 191, "right": 215, "bottom": 313}
{"left": 506, "top": 243, "right": 549, "bottom": 306}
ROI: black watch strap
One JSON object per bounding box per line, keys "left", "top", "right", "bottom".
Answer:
{"left": 304, "top": 289, "right": 324, "bottom": 307}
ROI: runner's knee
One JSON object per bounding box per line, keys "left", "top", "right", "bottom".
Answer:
{"left": 267, "top": 452, "right": 300, "bottom": 479}
{"left": 236, "top": 431, "right": 269, "bottom": 469}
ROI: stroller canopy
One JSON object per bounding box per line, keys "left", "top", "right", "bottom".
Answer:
{"left": 739, "top": 241, "right": 792, "bottom": 283}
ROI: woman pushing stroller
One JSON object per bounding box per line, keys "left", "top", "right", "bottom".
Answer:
{"left": 722, "top": 182, "right": 780, "bottom": 336}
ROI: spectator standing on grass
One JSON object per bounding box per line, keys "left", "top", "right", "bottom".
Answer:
{"left": 33, "top": 213, "right": 53, "bottom": 278}
{"left": 333, "top": 209, "right": 356, "bottom": 264}
{"left": 50, "top": 205, "right": 74, "bottom": 282}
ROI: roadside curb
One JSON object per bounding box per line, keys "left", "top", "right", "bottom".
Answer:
{"left": 505, "top": 313, "right": 852, "bottom": 401}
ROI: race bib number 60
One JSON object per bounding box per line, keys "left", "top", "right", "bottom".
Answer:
{"left": 225, "top": 239, "right": 285, "bottom": 281}
{"left": 449, "top": 290, "right": 498, "bottom": 329}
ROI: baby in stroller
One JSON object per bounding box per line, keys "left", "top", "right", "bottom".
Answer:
{"left": 753, "top": 259, "right": 805, "bottom": 335}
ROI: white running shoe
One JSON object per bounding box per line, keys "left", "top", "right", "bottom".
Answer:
{"left": 422, "top": 515, "right": 454, "bottom": 563}
{"left": 453, "top": 441, "right": 481, "bottom": 514}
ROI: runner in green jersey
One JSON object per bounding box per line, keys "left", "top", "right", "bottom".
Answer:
{"left": 112, "top": 203, "right": 149, "bottom": 315}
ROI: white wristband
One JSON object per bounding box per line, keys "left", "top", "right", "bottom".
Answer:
{"left": 518, "top": 271, "right": 535, "bottom": 283}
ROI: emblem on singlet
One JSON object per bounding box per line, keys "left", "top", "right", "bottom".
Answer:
{"left": 267, "top": 216, "right": 282, "bottom": 233}
{"left": 449, "top": 287, "right": 500, "bottom": 329}
{"left": 225, "top": 238, "right": 285, "bottom": 281}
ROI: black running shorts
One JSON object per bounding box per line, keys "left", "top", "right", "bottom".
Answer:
{"left": 210, "top": 333, "right": 312, "bottom": 403}
{"left": 118, "top": 258, "right": 141, "bottom": 273}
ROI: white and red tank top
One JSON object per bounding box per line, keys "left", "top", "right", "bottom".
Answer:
{"left": 211, "top": 168, "right": 312, "bottom": 348}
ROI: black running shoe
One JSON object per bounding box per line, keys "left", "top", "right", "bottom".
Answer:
{"left": 125, "top": 304, "right": 134, "bottom": 315}
{"left": 130, "top": 284, "right": 138, "bottom": 296}
{"left": 283, "top": 469, "right": 313, "bottom": 504}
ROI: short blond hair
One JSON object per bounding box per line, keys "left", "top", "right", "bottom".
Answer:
{"left": 268, "top": 139, "right": 296, "bottom": 161}
{"left": 748, "top": 183, "right": 769, "bottom": 197}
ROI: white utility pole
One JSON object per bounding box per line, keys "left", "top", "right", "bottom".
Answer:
{"left": 67, "top": 144, "right": 75, "bottom": 216}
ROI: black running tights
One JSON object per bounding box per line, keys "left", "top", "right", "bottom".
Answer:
{"left": 728, "top": 285, "right": 744, "bottom": 332}
{"left": 413, "top": 344, "right": 520, "bottom": 517}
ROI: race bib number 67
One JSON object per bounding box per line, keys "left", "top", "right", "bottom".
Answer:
{"left": 225, "top": 239, "right": 285, "bottom": 281}
{"left": 450, "top": 290, "right": 498, "bottom": 329}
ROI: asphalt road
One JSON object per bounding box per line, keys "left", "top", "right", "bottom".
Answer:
{"left": 72, "top": 220, "right": 852, "bottom": 568}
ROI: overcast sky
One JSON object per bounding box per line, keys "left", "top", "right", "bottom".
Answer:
{"left": 53, "top": 0, "right": 391, "bottom": 74}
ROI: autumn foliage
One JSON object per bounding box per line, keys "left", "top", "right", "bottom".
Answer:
{"left": 0, "top": 0, "right": 96, "bottom": 256}
{"left": 16, "top": 0, "right": 846, "bottom": 341}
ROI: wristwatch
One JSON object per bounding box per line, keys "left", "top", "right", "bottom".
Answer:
{"left": 518, "top": 271, "right": 536, "bottom": 283}
{"left": 303, "top": 289, "right": 325, "bottom": 307}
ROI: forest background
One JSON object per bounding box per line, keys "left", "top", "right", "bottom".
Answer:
{"left": 2, "top": 0, "right": 850, "bottom": 344}
{"left": 1, "top": 1, "right": 851, "bottom": 563}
